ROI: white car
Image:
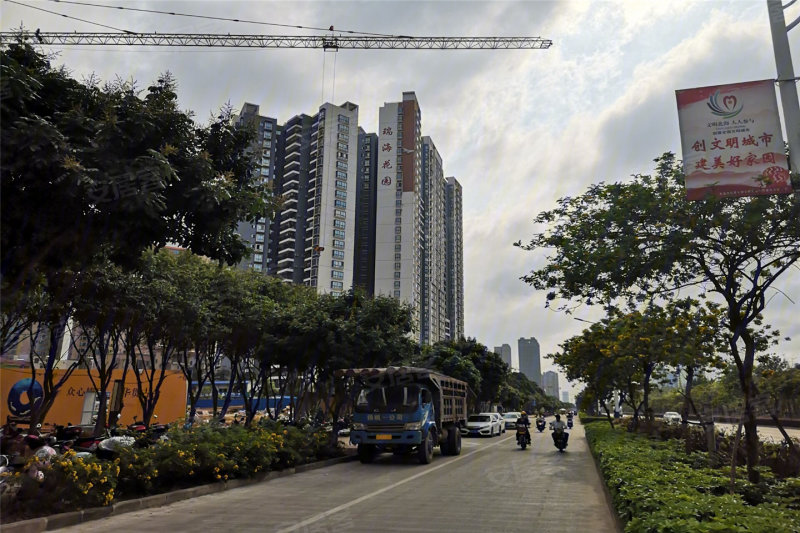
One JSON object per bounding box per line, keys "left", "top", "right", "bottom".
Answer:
{"left": 461, "top": 413, "right": 503, "bottom": 437}
{"left": 490, "top": 413, "right": 506, "bottom": 433}
{"left": 663, "top": 411, "right": 682, "bottom": 425}
{"left": 502, "top": 412, "right": 521, "bottom": 430}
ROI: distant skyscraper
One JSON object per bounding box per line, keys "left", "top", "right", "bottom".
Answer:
{"left": 518, "top": 337, "right": 541, "bottom": 385}
{"left": 543, "top": 370, "right": 560, "bottom": 399}
{"left": 561, "top": 390, "right": 569, "bottom": 403}
{"left": 445, "top": 176, "right": 464, "bottom": 340}
{"left": 493, "top": 344, "right": 512, "bottom": 369}
{"left": 234, "top": 103, "right": 278, "bottom": 274}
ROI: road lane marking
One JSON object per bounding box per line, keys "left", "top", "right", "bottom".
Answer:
{"left": 276, "top": 434, "right": 515, "bottom": 533}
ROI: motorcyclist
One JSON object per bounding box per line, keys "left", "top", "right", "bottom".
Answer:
{"left": 516, "top": 411, "right": 531, "bottom": 444}
{"left": 550, "top": 414, "right": 569, "bottom": 447}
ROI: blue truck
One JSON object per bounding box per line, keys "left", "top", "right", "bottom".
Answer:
{"left": 336, "top": 367, "right": 468, "bottom": 464}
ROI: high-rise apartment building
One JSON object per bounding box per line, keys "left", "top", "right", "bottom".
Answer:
{"left": 543, "top": 370, "right": 560, "bottom": 399}
{"left": 493, "top": 344, "right": 512, "bottom": 369}
{"left": 445, "top": 177, "right": 464, "bottom": 341}
{"left": 518, "top": 337, "right": 541, "bottom": 385}
{"left": 561, "top": 390, "right": 570, "bottom": 403}
{"left": 234, "top": 103, "right": 278, "bottom": 273}
{"left": 353, "top": 128, "right": 378, "bottom": 295}
{"left": 271, "top": 102, "right": 359, "bottom": 294}
{"left": 420, "top": 137, "right": 448, "bottom": 344}
{"left": 374, "top": 92, "right": 423, "bottom": 333}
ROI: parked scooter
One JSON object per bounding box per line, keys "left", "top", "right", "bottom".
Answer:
{"left": 535, "top": 417, "right": 546, "bottom": 433}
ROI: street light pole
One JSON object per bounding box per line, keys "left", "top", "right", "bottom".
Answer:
{"left": 767, "top": 1, "right": 800, "bottom": 178}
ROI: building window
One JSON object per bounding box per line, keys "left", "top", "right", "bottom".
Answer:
{"left": 332, "top": 270, "right": 344, "bottom": 280}
{"left": 256, "top": 224, "right": 265, "bottom": 232}
{"left": 395, "top": 217, "right": 402, "bottom": 224}
{"left": 265, "top": 122, "right": 273, "bottom": 131}
{"left": 334, "top": 219, "right": 345, "bottom": 229}
{"left": 338, "top": 132, "right": 348, "bottom": 141}
{"left": 338, "top": 124, "right": 349, "bottom": 133}
{"left": 333, "top": 229, "right": 345, "bottom": 238}
{"left": 333, "top": 250, "right": 345, "bottom": 259}
{"left": 394, "top": 290, "right": 401, "bottom": 298}
{"left": 253, "top": 264, "right": 262, "bottom": 272}
{"left": 395, "top": 244, "right": 401, "bottom": 252}
{"left": 336, "top": 161, "right": 348, "bottom": 170}
{"left": 331, "top": 281, "right": 344, "bottom": 289}
{"left": 395, "top": 226, "right": 401, "bottom": 234}
{"left": 394, "top": 253, "right": 401, "bottom": 261}
{"left": 394, "top": 272, "right": 401, "bottom": 279}
{"left": 338, "top": 114, "right": 350, "bottom": 124}
{"left": 396, "top": 191, "right": 402, "bottom": 198}
{"left": 335, "top": 180, "right": 347, "bottom": 190}
{"left": 395, "top": 200, "right": 402, "bottom": 207}
{"left": 394, "top": 235, "right": 401, "bottom": 242}
{"left": 394, "top": 262, "right": 401, "bottom": 270}
{"left": 394, "top": 281, "right": 401, "bottom": 289}
{"left": 395, "top": 209, "right": 402, "bottom": 216}
{"left": 337, "top": 151, "right": 348, "bottom": 160}
{"left": 334, "top": 209, "right": 346, "bottom": 219}
{"left": 332, "top": 260, "right": 344, "bottom": 268}
{"left": 337, "top": 142, "right": 348, "bottom": 151}
{"left": 254, "top": 253, "right": 263, "bottom": 262}
{"left": 335, "top": 190, "right": 347, "bottom": 200}
{"left": 333, "top": 239, "right": 345, "bottom": 249}
{"left": 336, "top": 170, "right": 347, "bottom": 180}
{"left": 335, "top": 199, "right": 347, "bottom": 208}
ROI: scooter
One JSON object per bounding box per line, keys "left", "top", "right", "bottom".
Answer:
{"left": 567, "top": 418, "right": 574, "bottom": 429}
{"left": 535, "top": 418, "right": 546, "bottom": 432}
{"left": 516, "top": 425, "right": 531, "bottom": 450}
{"left": 552, "top": 427, "right": 569, "bottom": 452}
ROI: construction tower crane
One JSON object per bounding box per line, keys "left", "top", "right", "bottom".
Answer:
{"left": 0, "top": 31, "right": 552, "bottom": 50}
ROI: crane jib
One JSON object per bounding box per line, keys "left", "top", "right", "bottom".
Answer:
{"left": 0, "top": 32, "right": 553, "bottom": 50}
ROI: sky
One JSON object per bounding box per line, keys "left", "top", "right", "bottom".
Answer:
{"left": 3, "top": 0, "right": 799, "bottom": 401}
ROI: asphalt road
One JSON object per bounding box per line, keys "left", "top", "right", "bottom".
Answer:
{"left": 54, "top": 418, "right": 618, "bottom": 533}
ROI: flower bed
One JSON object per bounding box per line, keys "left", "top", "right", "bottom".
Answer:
{"left": 584, "top": 422, "right": 800, "bottom": 533}
{"left": 0, "top": 422, "right": 341, "bottom": 522}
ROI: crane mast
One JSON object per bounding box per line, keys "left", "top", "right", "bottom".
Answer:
{"left": 0, "top": 31, "right": 552, "bottom": 50}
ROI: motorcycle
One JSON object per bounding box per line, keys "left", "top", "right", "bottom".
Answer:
{"left": 535, "top": 418, "right": 546, "bottom": 432}
{"left": 552, "top": 427, "right": 569, "bottom": 452}
{"left": 567, "top": 418, "right": 574, "bottom": 429}
{"left": 516, "top": 425, "right": 531, "bottom": 450}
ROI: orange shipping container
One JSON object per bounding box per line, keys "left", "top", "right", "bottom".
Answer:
{"left": 0, "top": 366, "right": 187, "bottom": 427}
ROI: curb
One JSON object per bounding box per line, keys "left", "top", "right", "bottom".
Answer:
{"left": 0, "top": 454, "right": 357, "bottom": 533}
{"left": 582, "top": 422, "right": 624, "bottom": 533}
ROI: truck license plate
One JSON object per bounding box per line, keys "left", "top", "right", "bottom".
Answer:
{"left": 376, "top": 434, "right": 392, "bottom": 440}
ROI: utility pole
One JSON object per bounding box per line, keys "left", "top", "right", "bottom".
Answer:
{"left": 767, "top": 0, "right": 800, "bottom": 177}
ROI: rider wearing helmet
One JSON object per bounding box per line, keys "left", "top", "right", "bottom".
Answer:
{"left": 516, "top": 411, "right": 531, "bottom": 444}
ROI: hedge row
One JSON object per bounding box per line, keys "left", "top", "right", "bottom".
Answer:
{"left": 1, "top": 422, "right": 340, "bottom": 521}
{"left": 584, "top": 422, "right": 800, "bottom": 533}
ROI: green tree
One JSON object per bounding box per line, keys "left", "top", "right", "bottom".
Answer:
{"left": 517, "top": 153, "right": 800, "bottom": 482}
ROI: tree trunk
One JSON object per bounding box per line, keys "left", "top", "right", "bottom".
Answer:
{"left": 769, "top": 410, "right": 800, "bottom": 459}
{"left": 730, "top": 417, "right": 744, "bottom": 494}
{"left": 742, "top": 388, "right": 761, "bottom": 483}
{"left": 681, "top": 366, "right": 695, "bottom": 424}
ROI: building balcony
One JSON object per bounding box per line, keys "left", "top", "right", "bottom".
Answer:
{"left": 277, "top": 255, "right": 293, "bottom": 265}
{"left": 284, "top": 167, "right": 300, "bottom": 177}
{"left": 279, "top": 225, "right": 295, "bottom": 235}
{"left": 278, "top": 267, "right": 293, "bottom": 275}
{"left": 283, "top": 178, "right": 299, "bottom": 189}
{"left": 279, "top": 235, "right": 296, "bottom": 246}
{"left": 283, "top": 207, "right": 297, "bottom": 216}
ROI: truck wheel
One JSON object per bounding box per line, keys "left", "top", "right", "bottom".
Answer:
{"left": 358, "top": 443, "right": 376, "bottom": 464}
{"left": 439, "top": 435, "right": 451, "bottom": 456}
{"left": 418, "top": 431, "right": 433, "bottom": 464}
{"left": 448, "top": 427, "right": 461, "bottom": 456}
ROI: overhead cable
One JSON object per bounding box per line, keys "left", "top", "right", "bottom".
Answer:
{"left": 47, "top": 0, "right": 406, "bottom": 38}
{"left": 5, "top": 0, "right": 135, "bottom": 34}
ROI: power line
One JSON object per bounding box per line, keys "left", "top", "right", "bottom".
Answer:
{"left": 5, "top": 0, "right": 135, "bottom": 34}
{"left": 46, "top": 0, "right": 404, "bottom": 38}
